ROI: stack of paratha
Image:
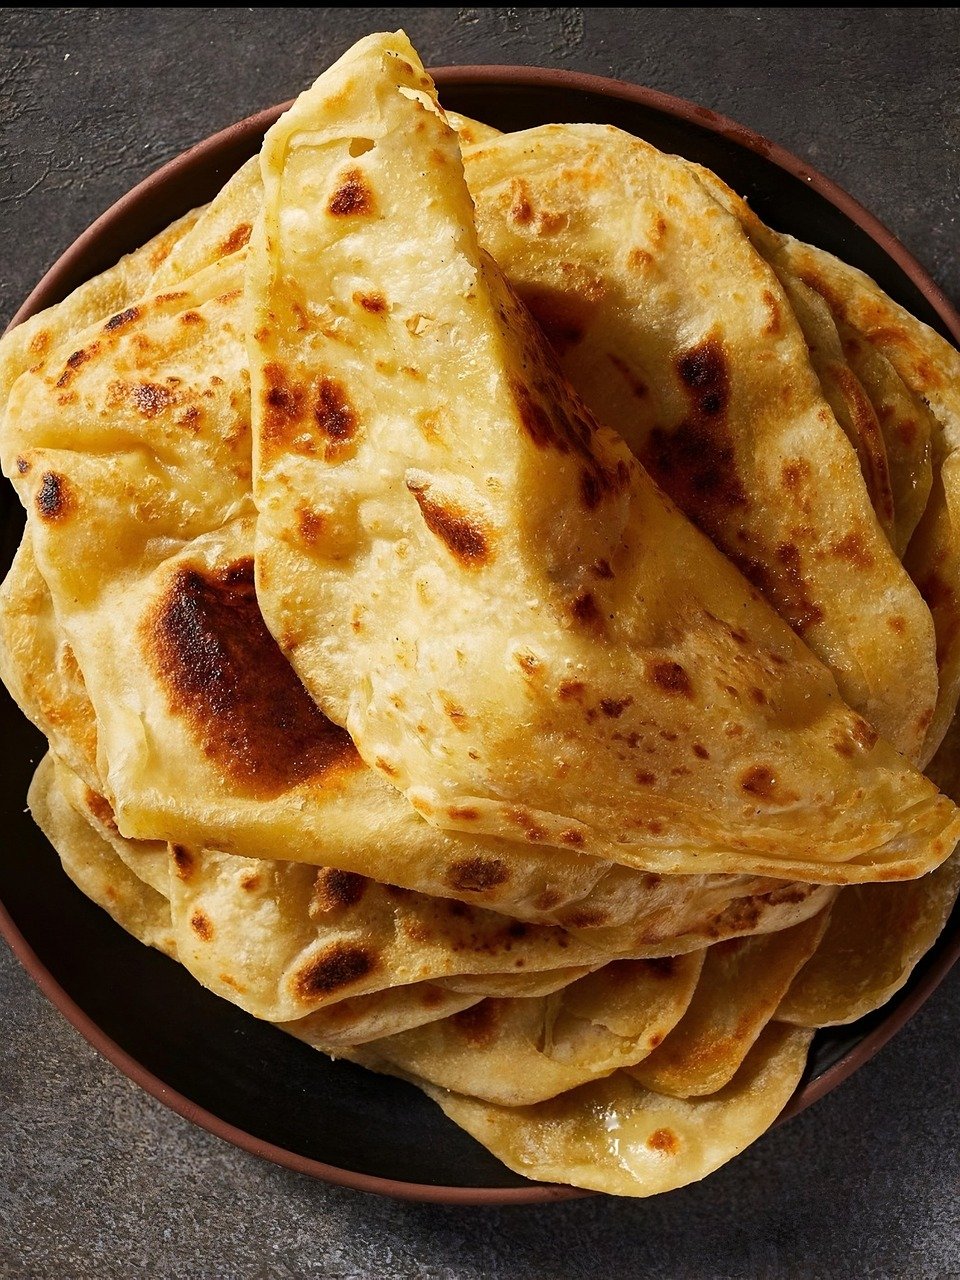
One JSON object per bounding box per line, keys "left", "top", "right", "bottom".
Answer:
{"left": 2, "top": 31, "right": 959, "bottom": 1197}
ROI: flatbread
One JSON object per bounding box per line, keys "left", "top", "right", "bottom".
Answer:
{"left": 353, "top": 952, "right": 704, "bottom": 1105}
{"left": 779, "top": 712, "right": 960, "bottom": 1027}
{"left": 0, "top": 207, "right": 202, "bottom": 432}
{"left": 627, "top": 908, "right": 828, "bottom": 1095}
{"left": 35, "top": 752, "right": 516, "bottom": 1045}
{"left": 28, "top": 753, "right": 176, "bottom": 957}
{"left": 461, "top": 124, "right": 936, "bottom": 761}
{"left": 418, "top": 1022, "right": 814, "bottom": 1197}
{"left": 248, "top": 33, "right": 959, "bottom": 883}
{"left": 678, "top": 166, "right": 959, "bottom": 765}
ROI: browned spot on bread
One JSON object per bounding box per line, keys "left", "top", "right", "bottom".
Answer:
{"left": 312, "top": 868, "right": 367, "bottom": 912}
{"left": 647, "top": 1127, "right": 680, "bottom": 1155}
{"left": 177, "top": 406, "right": 202, "bottom": 432}
{"left": 56, "top": 343, "right": 98, "bottom": 387}
{"left": 512, "top": 378, "right": 559, "bottom": 449}
{"left": 294, "top": 943, "right": 376, "bottom": 999}
{"left": 440, "top": 694, "right": 469, "bottom": 729}
{"left": 171, "top": 845, "right": 195, "bottom": 880}
{"left": 239, "top": 872, "right": 261, "bottom": 892}
{"left": 452, "top": 1001, "right": 501, "bottom": 1048}
{"left": 831, "top": 531, "right": 874, "bottom": 569}
{"left": 887, "top": 614, "right": 906, "bottom": 634}
{"left": 635, "top": 770, "right": 657, "bottom": 785}
{"left": 643, "top": 335, "right": 747, "bottom": 528}
{"left": 15, "top": 456, "right": 29, "bottom": 474}
{"left": 580, "top": 467, "right": 606, "bottom": 510}
{"left": 84, "top": 789, "right": 119, "bottom": 834}
{"left": 130, "top": 382, "right": 176, "bottom": 418}
{"left": 608, "top": 352, "right": 648, "bottom": 399}
{"left": 509, "top": 178, "right": 533, "bottom": 224}
{"left": 406, "top": 479, "right": 492, "bottom": 567}
{"left": 104, "top": 306, "right": 140, "bottom": 331}
{"left": 781, "top": 459, "right": 811, "bottom": 491}
{"left": 515, "top": 650, "right": 542, "bottom": 675}
{"left": 600, "top": 696, "right": 633, "bottom": 718}
{"left": 740, "top": 764, "right": 798, "bottom": 805}
{"left": 733, "top": 542, "right": 824, "bottom": 635}
{"left": 561, "top": 828, "right": 585, "bottom": 847}
{"left": 448, "top": 805, "right": 479, "bottom": 821}
{"left": 355, "top": 291, "right": 387, "bottom": 314}
{"left": 314, "top": 377, "right": 357, "bottom": 443}
{"left": 692, "top": 742, "right": 710, "bottom": 759}
{"left": 592, "top": 559, "right": 614, "bottom": 580}
{"left": 219, "top": 222, "right": 252, "bottom": 255}
{"left": 507, "top": 808, "right": 547, "bottom": 841}
{"left": 761, "top": 289, "right": 782, "bottom": 335}
{"left": 35, "top": 472, "right": 73, "bottom": 522}
{"left": 297, "top": 508, "right": 325, "bottom": 545}
{"left": 558, "top": 680, "right": 585, "bottom": 701}
{"left": 190, "top": 909, "right": 214, "bottom": 941}
{"left": 535, "top": 888, "right": 564, "bottom": 910}
{"left": 375, "top": 756, "right": 398, "bottom": 776}
{"left": 740, "top": 764, "right": 777, "bottom": 799}
{"left": 262, "top": 362, "right": 306, "bottom": 442}
{"left": 564, "top": 909, "right": 608, "bottom": 929}
{"left": 677, "top": 337, "right": 729, "bottom": 418}
{"left": 510, "top": 375, "right": 598, "bottom": 459}
{"left": 710, "top": 894, "right": 766, "bottom": 936}
{"left": 647, "top": 660, "right": 692, "bottom": 697}
{"left": 627, "top": 246, "right": 653, "bottom": 270}
{"left": 180, "top": 311, "right": 203, "bottom": 326}
{"left": 144, "top": 558, "right": 362, "bottom": 798}
{"left": 771, "top": 543, "right": 824, "bottom": 630}
{"left": 29, "top": 329, "right": 50, "bottom": 356}
{"left": 570, "top": 592, "right": 601, "bottom": 626}
{"left": 447, "top": 856, "right": 509, "bottom": 892}
{"left": 415, "top": 409, "right": 442, "bottom": 443}
{"left": 328, "top": 168, "right": 374, "bottom": 216}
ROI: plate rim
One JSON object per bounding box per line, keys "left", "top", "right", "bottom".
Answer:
{"left": 2, "top": 62, "right": 959, "bottom": 1206}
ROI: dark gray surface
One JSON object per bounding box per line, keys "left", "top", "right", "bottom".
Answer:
{"left": 1, "top": 7, "right": 959, "bottom": 1278}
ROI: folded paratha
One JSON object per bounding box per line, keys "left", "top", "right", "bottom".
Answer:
{"left": 418, "top": 1021, "right": 815, "bottom": 1197}
{"left": 678, "top": 168, "right": 960, "bottom": 765}
{"left": 461, "top": 124, "right": 936, "bottom": 762}
{"left": 247, "top": 33, "right": 959, "bottom": 883}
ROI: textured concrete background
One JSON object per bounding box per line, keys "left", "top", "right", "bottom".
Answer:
{"left": 2, "top": 8, "right": 959, "bottom": 1278}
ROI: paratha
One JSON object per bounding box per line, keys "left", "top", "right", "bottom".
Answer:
{"left": 462, "top": 124, "right": 936, "bottom": 761}
{"left": 248, "top": 33, "right": 959, "bottom": 884}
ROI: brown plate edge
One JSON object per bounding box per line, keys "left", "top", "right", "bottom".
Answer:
{"left": 1, "top": 62, "right": 958, "bottom": 1205}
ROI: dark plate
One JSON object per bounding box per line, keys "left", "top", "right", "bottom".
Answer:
{"left": 2, "top": 67, "right": 959, "bottom": 1205}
